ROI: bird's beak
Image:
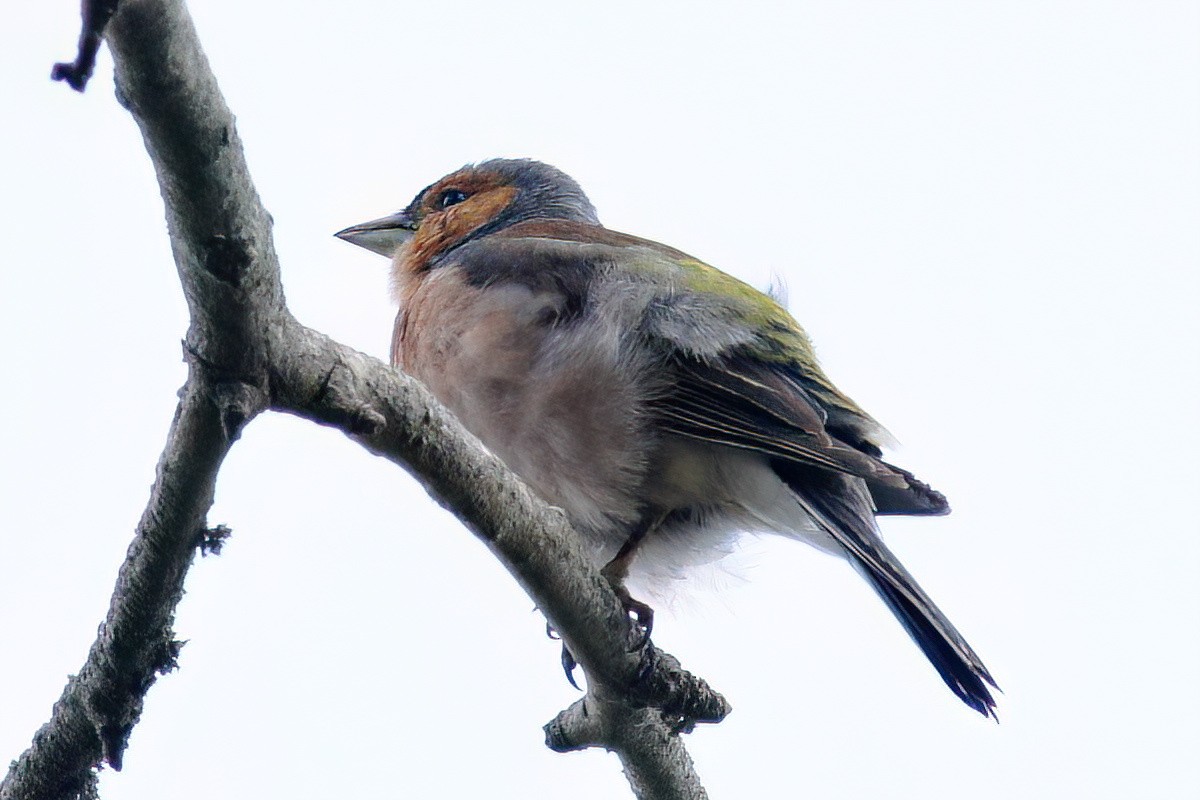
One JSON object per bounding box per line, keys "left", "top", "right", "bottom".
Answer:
{"left": 334, "top": 211, "right": 417, "bottom": 258}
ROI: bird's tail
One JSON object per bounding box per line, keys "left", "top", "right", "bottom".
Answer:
{"left": 850, "top": 556, "right": 999, "bottom": 718}
{"left": 776, "top": 464, "right": 999, "bottom": 718}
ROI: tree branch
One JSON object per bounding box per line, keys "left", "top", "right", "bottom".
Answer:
{"left": 6, "top": 1, "right": 729, "bottom": 797}
{"left": 0, "top": 362, "right": 246, "bottom": 800}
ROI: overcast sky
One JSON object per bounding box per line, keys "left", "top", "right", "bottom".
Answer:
{"left": 3, "top": 1, "right": 1198, "bottom": 798}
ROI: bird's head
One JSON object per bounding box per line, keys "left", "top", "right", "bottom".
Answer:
{"left": 335, "top": 159, "right": 599, "bottom": 272}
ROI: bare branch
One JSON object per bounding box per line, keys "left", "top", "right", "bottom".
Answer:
{"left": 7, "top": 1, "right": 730, "bottom": 797}
{"left": 0, "top": 365, "right": 246, "bottom": 800}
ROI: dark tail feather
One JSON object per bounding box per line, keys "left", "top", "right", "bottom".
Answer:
{"left": 854, "top": 560, "right": 999, "bottom": 718}
{"left": 776, "top": 462, "right": 999, "bottom": 718}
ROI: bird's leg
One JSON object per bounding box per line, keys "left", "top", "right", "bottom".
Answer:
{"left": 600, "top": 513, "right": 666, "bottom": 647}
{"left": 547, "top": 513, "right": 666, "bottom": 686}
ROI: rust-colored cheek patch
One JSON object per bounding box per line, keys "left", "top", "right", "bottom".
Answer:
{"left": 404, "top": 186, "right": 518, "bottom": 273}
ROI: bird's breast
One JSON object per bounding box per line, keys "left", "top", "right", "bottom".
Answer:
{"left": 395, "top": 268, "right": 658, "bottom": 546}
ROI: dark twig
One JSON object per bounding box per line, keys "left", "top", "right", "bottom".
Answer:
{"left": 52, "top": 0, "right": 121, "bottom": 92}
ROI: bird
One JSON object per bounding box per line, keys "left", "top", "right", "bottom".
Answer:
{"left": 335, "top": 158, "right": 998, "bottom": 718}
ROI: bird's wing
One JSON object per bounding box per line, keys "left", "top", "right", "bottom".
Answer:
{"left": 655, "top": 353, "right": 905, "bottom": 486}
{"left": 657, "top": 354, "right": 949, "bottom": 515}
{"left": 634, "top": 252, "right": 949, "bottom": 515}
{"left": 468, "top": 220, "right": 947, "bottom": 514}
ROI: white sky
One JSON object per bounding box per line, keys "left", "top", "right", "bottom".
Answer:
{"left": 3, "top": 1, "right": 1198, "bottom": 797}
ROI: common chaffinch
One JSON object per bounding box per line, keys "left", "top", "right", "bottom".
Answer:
{"left": 336, "top": 159, "right": 997, "bottom": 718}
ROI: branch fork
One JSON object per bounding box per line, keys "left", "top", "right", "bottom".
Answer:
{"left": 5, "top": 3, "right": 729, "bottom": 798}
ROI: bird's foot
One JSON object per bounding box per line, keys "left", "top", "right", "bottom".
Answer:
{"left": 600, "top": 513, "right": 664, "bottom": 649}
{"left": 600, "top": 567, "right": 655, "bottom": 649}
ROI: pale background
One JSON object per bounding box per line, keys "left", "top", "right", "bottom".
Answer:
{"left": 2, "top": 1, "right": 1198, "bottom": 798}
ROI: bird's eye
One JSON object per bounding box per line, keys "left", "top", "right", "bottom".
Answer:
{"left": 438, "top": 189, "right": 469, "bottom": 209}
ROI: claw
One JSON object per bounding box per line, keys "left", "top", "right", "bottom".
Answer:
{"left": 560, "top": 643, "right": 581, "bottom": 690}
{"left": 614, "top": 585, "right": 655, "bottom": 649}
{"left": 547, "top": 622, "right": 580, "bottom": 688}
{"left": 629, "top": 599, "right": 654, "bottom": 648}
